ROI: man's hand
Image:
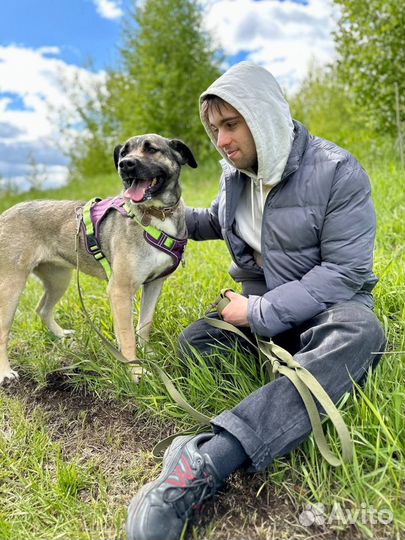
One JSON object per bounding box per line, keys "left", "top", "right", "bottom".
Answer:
{"left": 221, "top": 291, "right": 249, "bottom": 327}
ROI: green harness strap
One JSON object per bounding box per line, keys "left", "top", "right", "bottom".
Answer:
{"left": 82, "top": 198, "right": 177, "bottom": 280}
{"left": 122, "top": 201, "right": 175, "bottom": 250}
{"left": 205, "top": 289, "right": 354, "bottom": 467}
{"left": 82, "top": 198, "right": 112, "bottom": 280}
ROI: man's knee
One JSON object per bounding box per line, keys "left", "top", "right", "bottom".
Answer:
{"left": 314, "top": 301, "right": 385, "bottom": 346}
{"left": 341, "top": 301, "right": 386, "bottom": 350}
{"left": 177, "top": 315, "right": 252, "bottom": 362}
{"left": 299, "top": 301, "right": 386, "bottom": 383}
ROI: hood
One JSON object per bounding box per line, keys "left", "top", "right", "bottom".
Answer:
{"left": 200, "top": 61, "right": 294, "bottom": 187}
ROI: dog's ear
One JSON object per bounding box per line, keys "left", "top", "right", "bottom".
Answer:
{"left": 113, "top": 145, "right": 122, "bottom": 170}
{"left": 168, "top": 139, "right": 198, "bottom": 169}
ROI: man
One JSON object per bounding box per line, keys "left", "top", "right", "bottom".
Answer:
{"left": 126, "top": 61, "right": 386, "bottom": 540}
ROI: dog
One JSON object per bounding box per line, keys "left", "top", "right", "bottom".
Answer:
{"left": 0, "top": 134, "right": 197, "bottom": 384}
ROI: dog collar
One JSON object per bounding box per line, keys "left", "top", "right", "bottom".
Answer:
{"left": 137, "top": 199, "right": 181, "bottom": 225}
{"left": 81, "top": 196, "right": 187, "bottom": 282}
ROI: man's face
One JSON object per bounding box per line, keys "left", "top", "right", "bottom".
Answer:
{"left": 207, "top": 102, "right": 257, "bottom": 172}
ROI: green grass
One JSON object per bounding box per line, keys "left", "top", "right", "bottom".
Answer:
{"left": 0, "top": 155, "right": 404, "bottom": 539}
{"left": 0, "top": 394, "right": 114, "bottom": 539}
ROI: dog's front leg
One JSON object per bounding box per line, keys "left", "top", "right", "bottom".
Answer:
{"left": 107, "top": 279, "right": 137, "bottom": 361}
{"left": 137, "top": 277, "right": 165, "bottom": 346}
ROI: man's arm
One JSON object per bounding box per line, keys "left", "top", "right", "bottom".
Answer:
{"left": 185, "top": 195, "right": 223, "bottom": 240}
{"left": 247, "top": 160, "right": 377, "bottom": 337}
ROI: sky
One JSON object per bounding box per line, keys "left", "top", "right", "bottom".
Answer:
{"left": 0, "top": 0, "right": 339, "bottom": 192}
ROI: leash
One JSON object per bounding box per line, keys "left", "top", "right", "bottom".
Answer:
{"left": 74, "top": 206, "right": 211, "bottom": 455}
{"left": 74, "top": 205, "right": 352, "bottom": 465}
{"left": 205, "top": 289, "right": 354, "bottom": 466}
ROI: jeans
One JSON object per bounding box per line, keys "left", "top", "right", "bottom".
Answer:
{"left": 178, "top": 298, "right": 386, "bottom": 472}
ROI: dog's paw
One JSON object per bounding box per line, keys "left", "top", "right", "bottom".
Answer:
{"left": 130, "top": 364, "right": 151, "bottom": 383}
{"left": 52, "top": 328, "right": 75, "bottom": 339}
{"left": 0, "top": 368, "right": 19, "bottom": 385}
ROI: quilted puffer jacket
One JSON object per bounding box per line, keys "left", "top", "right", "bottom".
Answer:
{"left": 186, "top": 119, "right": 378, "bottom": 338}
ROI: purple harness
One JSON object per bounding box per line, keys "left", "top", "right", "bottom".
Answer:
{"left": 84, "top": 196, "right": 187, "bottom": 281}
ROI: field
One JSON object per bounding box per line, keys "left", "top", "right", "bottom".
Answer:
{"left": 0, "top": 153, "right": 404, "bottom": 540}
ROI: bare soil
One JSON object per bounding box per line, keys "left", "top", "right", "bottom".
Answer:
{"left": 3, "top": 376, "right": 387, "bottom": 540}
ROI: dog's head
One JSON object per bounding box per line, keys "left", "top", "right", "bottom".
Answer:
{"left": 113, "top": 134, "right": 197, "bottom": 208}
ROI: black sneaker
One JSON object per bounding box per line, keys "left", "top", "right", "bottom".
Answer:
{"left": 126, "top": 433, "right": 222, "bottom": 540}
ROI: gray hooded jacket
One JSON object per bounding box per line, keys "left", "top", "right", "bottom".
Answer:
{"left": 186, "top": 63, "right": 377, "bottom": 338}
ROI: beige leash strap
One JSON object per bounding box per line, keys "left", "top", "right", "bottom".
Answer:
{"left": 205, "top": 289, "right": 353, "bottom": 466}
{"left": 74, "top": 208, "right": 211, "bottom": 459}
{"left": 73, "top": 210, "right": 353, "bottom": 466}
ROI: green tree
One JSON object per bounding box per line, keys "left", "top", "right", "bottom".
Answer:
{"left": 55, "top": 68, "right": 117, "bottom": 178}
{"left": 107, "top": 0, "right": 221, "bottom": 152}
{"left": 66, "top": 0, "right": 221, "bottom": 177}
{"left": 289, "top": 63, "right": 393, "bottom": 163}
{"left": 333, "top": 0, "right": 405, "bottom": 136}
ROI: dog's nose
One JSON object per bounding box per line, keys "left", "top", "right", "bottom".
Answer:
{"left": 120, "top": 158, "right": 139, "bottom": 175}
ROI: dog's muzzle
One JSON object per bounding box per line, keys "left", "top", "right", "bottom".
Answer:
{"left": 119, "top": 159, "right": 167, "bottom": 203}
{"left": 123, "top": 177, "right": 162, "bottom": 203}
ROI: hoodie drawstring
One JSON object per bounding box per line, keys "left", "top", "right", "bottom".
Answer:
{"left": 251, "top": 179, "right": 255, "bottom": 229}
{"left": 259, "top": 178, "right": 264, "bottom": 212}
{"left": 250, "top": 178, "right": 265, "bottom": 229}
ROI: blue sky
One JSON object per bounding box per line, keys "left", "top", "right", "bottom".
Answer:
{"left": 0, "top": 0, "right": 338, "bottom": 191}
{"left": 0, "top": 0, "right": 125, "bottom": 71}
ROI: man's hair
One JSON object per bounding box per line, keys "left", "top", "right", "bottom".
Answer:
{"left": 201, "top": 94, "right": 230, "bottom": 122}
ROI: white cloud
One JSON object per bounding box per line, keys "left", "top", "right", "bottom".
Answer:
{"left": 0, "top": 45, "right": 105, "bottom": 191}
{"left": 0, "top": 45, "right": 105, "bottom": 141}
{"left": 92, "top": 0, "right": 123, "bottom": 20}
{"left": 0, "top": 0, "right": 340, "bottom": 192}
{"left": 203, "top": 0, "right": 339, "bottom": 91}
{"left": 0, "top": 163, "right": 69, "bottom": 193}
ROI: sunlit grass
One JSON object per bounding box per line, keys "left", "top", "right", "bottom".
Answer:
{"left": 0, "top": 156, "right": 404, "bottom": 538}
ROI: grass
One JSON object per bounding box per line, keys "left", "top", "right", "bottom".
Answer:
{"left": 0, "top": 153, "right": 404, "bottom": 539}
{"left": 0, "top": 394, "right": 112, "bottom": 539}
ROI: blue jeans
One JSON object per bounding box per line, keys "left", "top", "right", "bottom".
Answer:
{"left": 178, "top": 299, "right": 386, "bottom": 472}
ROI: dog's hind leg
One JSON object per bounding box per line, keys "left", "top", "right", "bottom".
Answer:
{"left": 33, "top": 263, "right": 74, "bottom": 338}
{"left": 137, "top": 277, "right": 165, "bottom": 346}
{"left": 0, "top": 274, "right": 27, "bottom": 384}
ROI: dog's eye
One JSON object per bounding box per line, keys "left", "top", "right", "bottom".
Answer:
{"left": 143, "top": 141, "right": 159, "bottom": 154}
{"left": 120, "top": 148, "right": 128, "bottom": 157}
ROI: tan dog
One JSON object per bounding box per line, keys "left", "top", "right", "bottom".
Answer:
{"left": 0, "top": 134, "right": 197, "bottom": 384}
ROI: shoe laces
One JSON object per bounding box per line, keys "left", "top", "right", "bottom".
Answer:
{"left": 163, "top": 460, "right": 216, "bottom": 519}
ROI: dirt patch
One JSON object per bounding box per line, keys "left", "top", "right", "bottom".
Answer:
{"left": 195, "top": 471, "right": 371, "bottom": 540}
{"left": 3, "top": 375, "right": 174, "bottom": 508}
{"left": 2, "top": 376, "right": 388, "bottom": 540}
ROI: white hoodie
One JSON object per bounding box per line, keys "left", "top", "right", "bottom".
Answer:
{"left": 200, "top": 61, "right": 294, "bottom": 264}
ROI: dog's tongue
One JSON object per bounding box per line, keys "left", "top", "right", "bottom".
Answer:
{"left": 124, "top": 179, "right": 151, "bottom": 202}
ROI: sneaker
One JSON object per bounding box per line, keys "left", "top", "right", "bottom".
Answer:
{"left": 126, "top": 433, "right": 222, "bottom": 540}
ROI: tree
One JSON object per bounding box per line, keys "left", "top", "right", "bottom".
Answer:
{"left": 55, "top": 68, "right": 119, "bottom": 178}
{"left": 333, "top": 0, "right": 405, "bottom": 136}
{"left": 65, "top": 0, "right": 222, "bottom": 177}
{"left": 290, "top": 64, "right": 367, "bottom": 148}
{"left": 289, "top": 62, "right": 385, "bottom": 163}
{"left": 106, "top": 0, "right": 221, "bottom": 155}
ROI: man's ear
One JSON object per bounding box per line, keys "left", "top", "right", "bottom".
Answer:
{"left": 113, "top": 145, "right": 122, "bottom": 170}
{"left": 168, "top": 139, "right": 198, "bottom": 168}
